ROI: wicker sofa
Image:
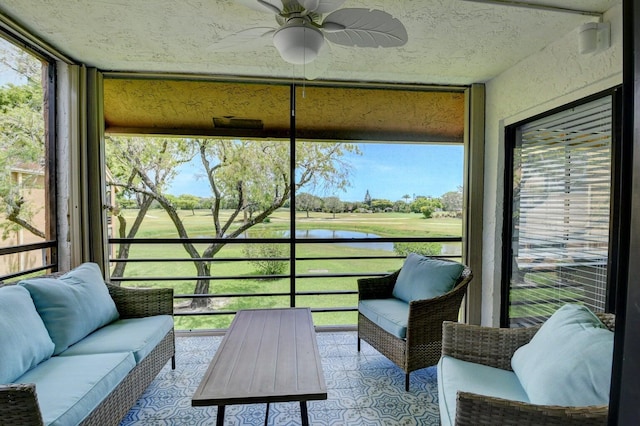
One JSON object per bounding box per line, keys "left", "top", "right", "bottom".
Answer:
{"left": 438, "top": 307, "right": 615, "bottom": 426}
{"left": 0, "top": 263, "right": 175, "bottom": 426}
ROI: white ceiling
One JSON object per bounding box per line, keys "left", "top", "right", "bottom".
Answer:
{"left": 0, "top": 0, "right": 620, "bottom": 85}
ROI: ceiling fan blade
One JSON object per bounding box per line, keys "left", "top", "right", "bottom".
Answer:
{"left": 236, "top": 0, "right": 282, "bottom": 14}
{"left": 209, "top": 27, "right": 276, "bottom": 51}
{"left": 299, "top": 0, "right": 346, "bottom": 14}
{"left": 322, "top": 8, "right": 408, "bottom": 48}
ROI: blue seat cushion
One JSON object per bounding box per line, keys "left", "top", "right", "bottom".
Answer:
{"left": 19, "top": 263, "right": 120, "bottom": 355}
{"left": 359, "top": 298, "right": 409, "bottom": 338}
{"left": 437, "top": 355, "right": 530, "bottom": 426}
{"left": 60, "top": 315, "right": 173, "bottom": 363}
{"left": 392, "top": 253, "right": 464, "bottom": 303}
{"left": 0, "top": 286, "right": 55, "bottom": 383}
{"left": 15, "top": 352, "right": 135, "bottom": 426}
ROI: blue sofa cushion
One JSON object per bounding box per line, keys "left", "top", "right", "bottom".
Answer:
{"left": 392, "top": 253, "right": 464, "bottom": 303}
{"left": 511, "top": 304, "right": 614, "bottom": 407}
{"left": 60, "top": 315, "right": 174, "bottom": 363}
{"left": 437, "top": 355, "right": 530, "bottom": 426}
{"left": 0, "top": 286, "right": 55, "bottom": 383}
{"left": 20, "top": 263, "right": 120, "bottom": 355}
{"left": 15, "top": 352, "right": 135, "bottom": 426}
{"left": 359, "top": 298, "right": 409, "bottom": 338}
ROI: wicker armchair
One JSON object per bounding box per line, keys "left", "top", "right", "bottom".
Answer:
{"left": 440, "top": 313, "right": 615, "bottom": 426}
{"left": 357, "top": 261, "right": 473, "bottom": 391}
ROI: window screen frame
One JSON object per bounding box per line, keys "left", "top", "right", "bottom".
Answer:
{"left": 501, "top": 87, "right": 623, "bottom": 327}
{"left": 0, "top": 31, "right": 58, "bottom": 280}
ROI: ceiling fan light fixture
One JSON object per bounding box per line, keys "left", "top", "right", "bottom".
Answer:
{"left": 273, "top": 21, "right": 324, "bottom": 65}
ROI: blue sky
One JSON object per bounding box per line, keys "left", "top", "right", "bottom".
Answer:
{"left": 168, "top": 143, "right": 463, "bottom": 202}
{"left": 338, "top": 143, "right": 463, "bottom": 202}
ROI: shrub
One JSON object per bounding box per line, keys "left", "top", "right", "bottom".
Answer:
{"left": 393, "top": 242, "right": 442, "bottom": 257}
{"left": 242, "top": 230, "right": 288, "bottom": 277}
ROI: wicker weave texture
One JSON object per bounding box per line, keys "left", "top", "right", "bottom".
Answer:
{"left": 441, "top": 322, "right": 540, "bottom": 370}
{"left": 0, "top": 384, "right": 44, "bottom": 425}
{"left": 442, "top": 311, "right": 615, "bottom": 425}
{"left": 455, "top": 392, "right": 608, "bottom": 426}
{"left": 357, "top": 261, "right": 473, "bottom": 386}
{"left": 107, "top": 283, "right": 174, "bottom": 318}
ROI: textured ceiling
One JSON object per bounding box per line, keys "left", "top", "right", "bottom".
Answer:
{"left": 0, "top": 0, "right": 620, "bottom": 85}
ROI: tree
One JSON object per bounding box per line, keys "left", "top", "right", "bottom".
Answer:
{"left": 296, "top": 192, "right": 321, "bottom": 218}
{"left": 441, "top": 187, "right": 463, "bottom": 212}
{"left": 410, "top": 196, "right": 442, "bottom": 214}
{"left": 402, "top": 194, "right": 411, "bottom": 203}
{"left": 106, "top": 136, "right": 196, "bottom": 279}
{"left": 107, "top": 138, "right": 359, "bottom": 308}
{"left": 323, "top": 196, "right": 344, "bottom": 218}
{"left": 393, "top": 200, "right": 409, "bottom": 212}
{"left": 364, "top": 189, "right": 372, "bottom": 207}
{"left": 176, "top": 194, "right": 201, "bottom": 215}
{"left": 0, "top": 45, "right": 46, "bottom": 241}
{"left": 370, "top": 198, "right": 393, "bottom": 212}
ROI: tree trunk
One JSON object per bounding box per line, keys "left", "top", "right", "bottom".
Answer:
{"left": 110, "top": 196, "right": 153, "bottom": 282}
{"left": 190, "top": 260, "right": 211, "bottom": 309}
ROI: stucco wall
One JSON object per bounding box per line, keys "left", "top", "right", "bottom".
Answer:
{"left": 482, "top": 4, "right": 623, "bottom": 326}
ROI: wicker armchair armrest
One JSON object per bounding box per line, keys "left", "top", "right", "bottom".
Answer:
{"left": 106, "top": 283, "right": 173, "bottom": 318}
{"left": 442, "top": 322, "right": 540, "bottom": 370}
{"left": 455, "top": 391, "right": 608, "bottom": 426}
{"left": 406, "top": 276, "right": 473, "bottom": 345}
{"left": 357, "top": 270, "right": 400, "bottom": 300}
{"left": 0, "top": 384, "right": 44, "bottom": 425}
{"left": 596, "top": 313, "right": 615, "bottom": 330}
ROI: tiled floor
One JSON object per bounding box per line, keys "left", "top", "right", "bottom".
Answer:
{"left": 120, "top": 332, "right": 441, "bottom": 425}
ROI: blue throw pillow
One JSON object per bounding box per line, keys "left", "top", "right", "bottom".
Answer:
{"left": 19, "top": 263, "right": 120, "bottom": 355}
{"left": 511, "top": 304, "right": 613, "bottom": 407}
{"left": 0, "top": 285, "right": 55, "bottom": 382}
{"left": 392, "top": 253, "right": 464, "bottom": 303}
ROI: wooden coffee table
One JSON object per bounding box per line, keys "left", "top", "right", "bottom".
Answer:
{"left": 192, "top": 308, "right": 327, "bottom": 426}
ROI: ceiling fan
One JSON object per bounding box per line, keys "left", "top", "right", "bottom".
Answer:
{"left": 221, "top": 0, "right": 408, "bottom": 67}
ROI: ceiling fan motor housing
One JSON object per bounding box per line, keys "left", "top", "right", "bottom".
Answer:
{"left": 273, "top": 18, "right": 325, "bottom": 64}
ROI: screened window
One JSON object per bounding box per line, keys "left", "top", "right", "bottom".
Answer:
{"left": 504, "top": 93, "right": 615, "bottom": 327}
{"left": 103, "top": 79, "right": 468, "bottom": 330}
{"left": 0, "top": 35, "right": 56, "bottom": 281}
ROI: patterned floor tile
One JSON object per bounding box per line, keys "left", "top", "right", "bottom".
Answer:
{"left": 120, "top": 332, "right": 441, "bottom": 425}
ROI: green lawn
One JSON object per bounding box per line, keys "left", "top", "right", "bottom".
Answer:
{"left": 111, "top": 208, "right": 463, "bottom": 330}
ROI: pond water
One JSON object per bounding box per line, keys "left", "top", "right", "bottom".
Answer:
{"left": 293, "top": 229, "right": 460, "bottom": 254}
{"left": 292, "top": 229, "right": 394, "bottom": 251}
{"left": 242, "top": 229, "right": 461, "bottom": 254}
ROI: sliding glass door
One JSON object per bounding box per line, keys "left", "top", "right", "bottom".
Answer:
{"left": 503, "top": 91, "right": 618, "bottom": 327}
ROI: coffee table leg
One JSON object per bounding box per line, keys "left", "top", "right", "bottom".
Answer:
{"left": 216, "top": 405, "right": 225, "bottom": 426}
{"left": 264, "top": 403, "right": 270, "bottom": 426}
{"left": 300, "top": 401, "right": 309, "bottom": 426}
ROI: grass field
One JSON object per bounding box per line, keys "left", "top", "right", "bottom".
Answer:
{"left": 111, "top": 208, "right": 463, "bottom": 330}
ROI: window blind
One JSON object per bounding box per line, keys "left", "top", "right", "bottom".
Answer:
{"left": 508, "top": 96, "right": 612, "bottom": 327}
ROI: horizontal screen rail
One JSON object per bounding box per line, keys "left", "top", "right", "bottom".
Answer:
{"left": 0, "top": 240, "right": 56, "bottom": 256}
{"left": 109, "top": 272, "right": 394, "bottom": 282}
{"left": 109, "top": 236, "right": 462, "bottom": 244}
{"left": 173, "top": 306, "right": 358, "bottom": 317}
{"left": 0, "top": 263, "right": 58, "bottom": 282}
{"left": 173, "top": 290, "right": 358, "bottom": 299}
